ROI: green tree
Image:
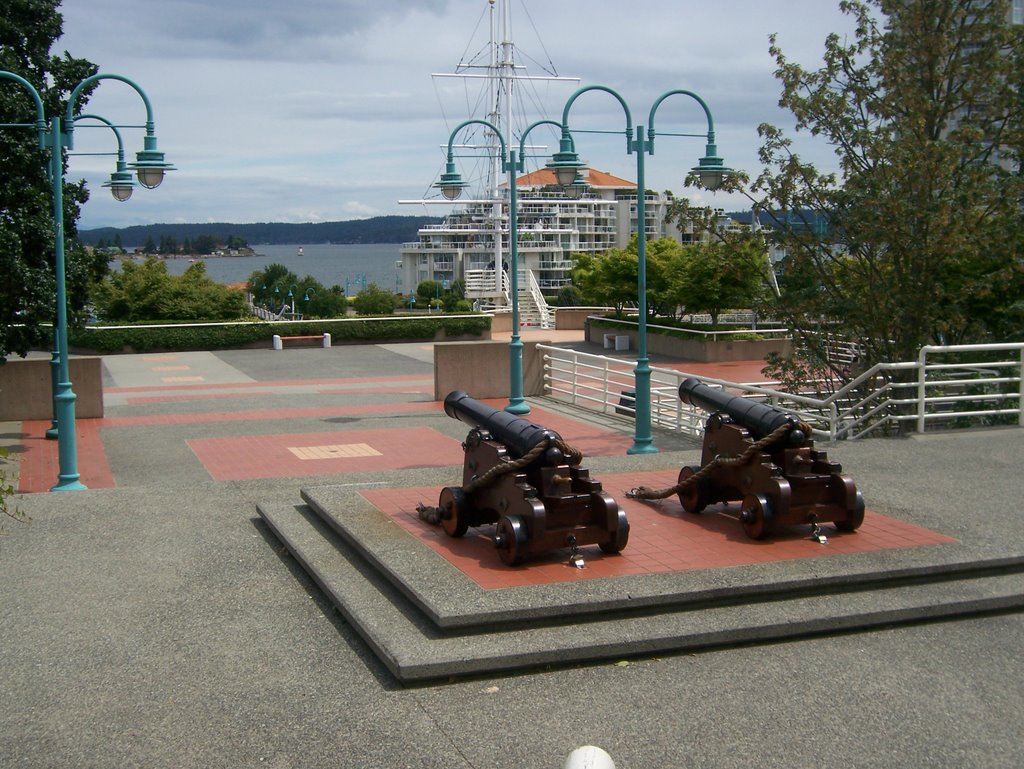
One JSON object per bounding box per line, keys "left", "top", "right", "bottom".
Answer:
{"left": 442, "top": 278, "right": 466, "bottom": 311}
{"left": 247, "top": 263, "right": 295, "bottom": 311}
{"left": 159, "top": 235, "right": 178, "bottom": 255}
{"left": 191, "top": 235, "right": 217, "bottom": 255}
{"left": 246, "top": 264, "right": 347, "bottom": 318}
{"left": 751, "top": 0, "right": 1024, "bottom": 370}
{"left": 0, "top": 0, "right": 106, "bottom": 360}
{"left": 673, "top": 240, "right": 768, "bottom": 325}
{"left": 555, "top": 284, "right": 583, "bottom": 307}
{"left": 352, "top": 283, "right": 398, "bottom": 316}
{"left": 416, "top": 279, "right": 442, "bottom": 304}
{"left": 571, "top": 248, "right": 638, "bottom": 317}
{"left": 644, "top": 236, "right": 686, "bottom": 319}
{"left": 92, "top": 257, "right": 245, "bottom": 321}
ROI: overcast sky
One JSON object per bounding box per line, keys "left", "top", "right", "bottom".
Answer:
{"left": 56, "top": 0, "right": 857, "bottom": 230}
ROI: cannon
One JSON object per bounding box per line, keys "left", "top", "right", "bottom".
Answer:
{"left": 435, "top": 390, "right": 629, "bottom": 565}
{"left": 675, "top": 377, "right": 864, "bottom": 540}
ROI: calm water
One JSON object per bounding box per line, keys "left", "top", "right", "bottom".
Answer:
{"left": 133, "top": 243, "right": 405, "bottom": 291}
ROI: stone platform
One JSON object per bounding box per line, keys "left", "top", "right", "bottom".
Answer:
{"left": 258, "top": 452, "right": 1024, "bottom": 682}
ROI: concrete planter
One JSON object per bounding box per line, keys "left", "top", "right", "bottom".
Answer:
{"left": 587, "top": 322, "right": 791, "bottom": 362}
{"left": 0, "top": 356, "right": 104, "bottom": 420}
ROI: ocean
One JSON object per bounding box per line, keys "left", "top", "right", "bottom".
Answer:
{"left": 141, "top": 243, "right": 405, "bottom": 292}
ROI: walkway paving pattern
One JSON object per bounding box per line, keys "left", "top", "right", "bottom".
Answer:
{"left": 1, "top": 338, "right": 1022, "bottom": 768}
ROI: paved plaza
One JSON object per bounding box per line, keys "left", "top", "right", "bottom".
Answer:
{"left": 1, "top": 336, "right": 1022, "bottom": 768}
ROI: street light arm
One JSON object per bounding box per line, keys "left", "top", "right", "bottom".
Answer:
{"left": 75, "top": 113, "right": 138, "bottom": 201}
{"left": 64, "top": 73, "right": 156, "bottom": 148}
{"left": 515, "top": 119, "right": 564, "bottom": 172}
{"left": 62, "top": 73, "right": 174, "bottom": 189}
{"left": 0, "top": 70, "right": 48, "bottom": 147}
{"left": 436, "top": 118, "right": 508, "bottom": 200}
{"left": 647, "top": 89, "right": 717, "bottom": 154}
{"left": 560, "top": 84, "right": 633, "bottom": 154}
{"left": 74, "top": 113, "right": 127, "bottom": 162}
{"left": 445, "top": 118, "right": 508, "bottom": 163}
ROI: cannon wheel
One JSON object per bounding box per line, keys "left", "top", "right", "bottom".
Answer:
{"left": 494, "top": 515, "right": 528, "bottom": 566}
{"left": 438, "top": 486, "right": 470, "bottom": 538}
{"left": 834, "top": 490, "right": 866, "bottom": 532}
{"left": 739, "top": 494, "right": 774, "bottom": 540}
{"left": 600, "top": 507, "right": 630, "bottom": 555}
{"left": 676, "top": 465, "right": 710, "bottom": 513}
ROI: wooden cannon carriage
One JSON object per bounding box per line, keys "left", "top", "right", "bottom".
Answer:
{"left": 675, "top": 377, "right": 865, "bottom": 540}
{"left": 435, "top": 390, "right": 629, "bottom": 565}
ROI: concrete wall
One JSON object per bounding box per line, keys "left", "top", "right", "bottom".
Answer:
{"left": 433, "top": 340, "right": 547, "bottom": 401}
{"left": 587, "top": 326, "right": 792, "bottom": 363}
{"left": 553, "top": 308, "right": 612, "bottom": 330}
{"left": 487, "top": 311, "right": 512, "bottom": 334}
{"left": 0, "top": 357, "right": 104, "bottom": 420}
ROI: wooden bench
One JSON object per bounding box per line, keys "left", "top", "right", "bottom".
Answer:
{"left": 272, "top": 333, "right": 332, "bottom": 350}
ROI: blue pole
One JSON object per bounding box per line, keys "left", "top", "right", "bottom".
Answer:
{"left": 49, "top": 115, "right": 87, "bottom": 490}
{"left": 505, "top": 149, "right": 529, "bottom": 414}
{"left": 628, "top": 126, "right": 656, "bottom": 454}
{"left": 46, "top": 327, "right": 59, "bottom": 439}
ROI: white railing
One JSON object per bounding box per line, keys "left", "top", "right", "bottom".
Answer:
{"left": 538, "top": 342, "right": 1024, "bottom": 441}
{"left": 915, "top": 343, "right": 1024, "bottom": 433}
{"left": 522, "top": 269, "right": 553, "bottom": 329}
{"left": 589, "top": 315, "right": 791, "bottom": 342}
{"left": 249, "top": 301, "right": 289, "bottom": 321}
{"left": 464, "top": 269, "right": 506, "bottom": 299}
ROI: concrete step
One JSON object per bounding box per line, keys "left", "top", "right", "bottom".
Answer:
{"left": 257, "top": 499, "right": 1024, "bottom": 684}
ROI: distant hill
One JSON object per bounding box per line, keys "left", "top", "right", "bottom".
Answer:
{"left": 79, "top": 215, "right": 443, "bottom": 247}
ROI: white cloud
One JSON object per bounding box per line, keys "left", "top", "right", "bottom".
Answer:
{"left": 54, "top": 0, "right": 858, "bottom": 228}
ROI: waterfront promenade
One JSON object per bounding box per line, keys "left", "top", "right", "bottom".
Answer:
{"left": 1, "top": 335, "right": 1022, "bottom": 768}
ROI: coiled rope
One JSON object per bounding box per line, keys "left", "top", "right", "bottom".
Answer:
{"left": 416, "top": 436, "right": 584, "bottom": 525}
{"left": 626, "top": 420, "right": 813, "bottom": 501}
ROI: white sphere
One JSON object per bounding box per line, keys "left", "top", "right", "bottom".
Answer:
{"left": 564, "top": 745, "right": 616, "bottom": 769}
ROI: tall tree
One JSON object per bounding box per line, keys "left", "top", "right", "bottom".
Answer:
{"left": 752, "top": 0, "right": 1024, "bottom": 371}
{"left": 0, "top": 0, "right": 105, "bottom": 360}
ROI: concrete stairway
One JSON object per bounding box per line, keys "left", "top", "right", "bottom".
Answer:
{"left": 257, "top": 483, "right": 1024, "bottom": 684}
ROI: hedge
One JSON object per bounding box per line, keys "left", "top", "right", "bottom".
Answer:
{"left": 68, "top": 314, "right": 491, "bottom": 354}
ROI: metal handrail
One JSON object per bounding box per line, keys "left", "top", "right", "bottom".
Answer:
{"left": 538, "top": 341, "right": 1024, "bottom": 440}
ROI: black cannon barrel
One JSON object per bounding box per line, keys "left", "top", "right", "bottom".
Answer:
{"left": 444, "top": 390, "right": 562, "bottom": 459}
{"left": 678, "top": 377, "right": 807, "bottom": 445}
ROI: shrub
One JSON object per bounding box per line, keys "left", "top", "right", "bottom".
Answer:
{"left": 67, "top": 315, "right": 491, "bottom": 353}
{"left": 352, "top": 283, "right": 399, "bottom": 316}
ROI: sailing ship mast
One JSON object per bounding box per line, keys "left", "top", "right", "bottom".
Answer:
{"left": 431, "top": 0, "right": 578, "bottom": 297}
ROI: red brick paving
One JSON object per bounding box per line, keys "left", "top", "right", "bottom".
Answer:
{"left": 17, "top": 420, "right": 115, "bottom": 492}
{"left": 105, "top": 373, "right": 430, "bottom": 394}
{"left": 363, "top": 470, "right": 957, "bottom": 589}
{"left": 15, "top": 401, "right": 445, "bottom": 492}
{"left": 11, "top": 363, "right": 956, "bottom": 591}
{"left": 125, "top": 383, "right": 433, "bottom": 405}
{"left": 186, "top": 426, "right": 465, "bottom": 481}
{"left": 14, "top": 370, "right": 959, "bottom": 588}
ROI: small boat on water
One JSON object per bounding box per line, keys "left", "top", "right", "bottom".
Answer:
{"left": 297, "top": 246, "right": 304, "bottom": 256}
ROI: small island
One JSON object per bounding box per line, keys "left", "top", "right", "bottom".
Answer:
{"left": 91, "top": 233, "right": 256, "bottom": 259}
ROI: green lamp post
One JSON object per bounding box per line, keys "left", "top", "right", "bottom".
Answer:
{"left": 41, "top": 113, "right": 138, "bottom": 439}
{"left": 0, "top": 70, "right": 174, "bottom": 490}
{"left": 550, "top": 85, "right": 733, "bottom": 454}
{"left": 435, "top": 118, "right": 578, "bottom": 415}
